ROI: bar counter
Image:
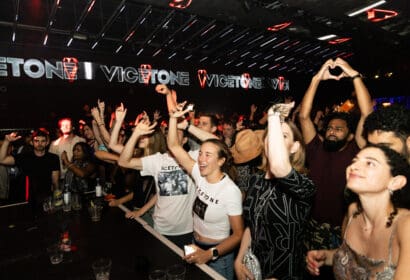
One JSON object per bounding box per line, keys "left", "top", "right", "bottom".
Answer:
{"left": 0, "top": 201, "right": 223, "bottom": 279}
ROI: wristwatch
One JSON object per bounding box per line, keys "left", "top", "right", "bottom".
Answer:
{"left": 210, "top": 247, "right": 219, "bottom": 260}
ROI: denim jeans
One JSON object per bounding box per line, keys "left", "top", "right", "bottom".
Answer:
{"left": 194, "top": 238, "right": 234, "bottom": 280}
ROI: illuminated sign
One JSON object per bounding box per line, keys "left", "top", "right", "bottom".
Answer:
{"left": 0, "top": 56, "right": 290, "bottom": 91}
{"left": 62, "top": 57, "right": 78, "bottom": 82}
{"left": 139, "top": 64, "right": 152, "bottom": 85}
{"left": 197, "top": 69, "right": 207, "bottom": 88}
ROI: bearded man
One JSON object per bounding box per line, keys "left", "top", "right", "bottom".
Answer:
{"left": 298, "top": 58, "right": 373, "bottom": 264}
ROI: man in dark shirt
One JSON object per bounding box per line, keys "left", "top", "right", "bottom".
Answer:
{"left": 0, "top": 129, "right": 60, "bottom": 212}
{"left": 299, "top": 58, "right": 373, "bottom": 256}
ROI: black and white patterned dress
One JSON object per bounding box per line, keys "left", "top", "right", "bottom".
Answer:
{"left": 243, "top": 169, "right": 315, "bottom": 279}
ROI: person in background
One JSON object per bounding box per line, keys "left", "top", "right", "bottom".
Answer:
{"left": 167, "top": 102, "right": 243, "bottom": 280}
{"left": 363, "top": 104, "right": 410, "bottom": 163}
{"left": 229, "top": 129, "right": 264, "bottom": 200}
{"left": 221, "top": 119, "right": 237, "bottom": 148}
{"left": 49, "top": 117, "right": 85, "bottom": 181}
{"left": 299, "top": 58, "right": 373, "bottom": 260}
{"left": 0, "top": 129, "right": 60, "bottom": 213}
{"left": 118, "top": 107, "right": 200, "bottom": 249}
{"left": 306, "top": 144, "right": 410, "bottom": 279}
{"left": 62, "top": 142, "right": 96, "bottom": 193}
{"left": 235, "top": 102, "right": 315, "bottom": 279}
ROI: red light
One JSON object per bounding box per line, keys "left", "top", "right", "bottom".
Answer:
{"left": 197, "top": 69, "right": 207, "bottom": 88}
{"left": 278, "top": 76, "right": 285, "bottom": 91}
{"left": 328, "top": 38, "right": 352, "bottom": 45}
{"left": 169, "top": 0, "right": 192, "bottom": 9}
{"left": 87, "top": 0, "right": 96, "bottom": 13}
{"left": 62, "top": 57, "right": 79, "bottom": 82}
{"left": 241, "top": 73, "right": 251, "bottom": 90}
{"left": 139, "top": 64, "right": 152, "bottom": 85}
{"left": 367, "top": 9, "right": 398, "bottom": 22}
{"left": 267, "top": 22, "right": 292, "bottom": 32}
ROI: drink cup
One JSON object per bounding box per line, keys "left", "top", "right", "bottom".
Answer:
{"left": 92, "top": 258, "right": 112, "bottom": 280}
{"left": 47, "top": 244, "right": 63, "bottom": 265}
{"left": 166, "top": 264, "right": 186, "bottom": 280}
{"left": 72, "top": 193, "right": 82, "bottom": 211}
{"left": 148, "top": 269, "right": 166, "bottom": 280}
{"left": 88, "top": 205, "right": 103, "bottom": 222}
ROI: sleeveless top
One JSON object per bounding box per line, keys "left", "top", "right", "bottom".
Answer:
{"left": 333, "top": 215, "right": 397, "bottom": 280}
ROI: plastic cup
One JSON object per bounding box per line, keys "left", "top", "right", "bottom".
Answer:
{"left": 148, "top": 269, "right": 166, "bottom": 280}
{"left": 92, "top": 258, "right": 112, "bottom": 280}
{"left": 88, "top": 205, "right": 103, "bottom": 222}
{"left": 47, "top": 244, "right": 63, "bottom": 264}
{"left": 166, "top": 264, "right": 186, "bottom": 280}
{"left": 71, "top": 193, "right": 82, "bottom": 211}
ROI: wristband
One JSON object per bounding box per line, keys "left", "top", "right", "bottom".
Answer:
{"left": 351, "top": 73, "right": 362, "bottom": 80}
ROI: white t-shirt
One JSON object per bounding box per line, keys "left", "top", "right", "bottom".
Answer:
{"left": 49, "top": 135, "right": 85, "bottom": 179}
{"left": 141, "top": 150, "right": 198, "bottom": 236}
{"left": 191, "top": 162, "right": 242, "bottom": 240}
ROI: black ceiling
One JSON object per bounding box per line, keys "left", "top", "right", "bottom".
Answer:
{"left": 0, "top": 0, "right": 409, "bottom": 77}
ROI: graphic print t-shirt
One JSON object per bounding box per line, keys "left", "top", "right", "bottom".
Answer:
{"left": 141, "top": 151, "right": 198, "bottom": 235}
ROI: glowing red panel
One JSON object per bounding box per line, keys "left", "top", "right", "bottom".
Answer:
{"left": 267, "top": 22, "right": 292, "bottom": 32}
{"left": 278, "top": 76, "right": 285, "bottom": 91}
{"left": 197, "top": 69, "right": 207, "bottom": 88}
{"left": 169, "top": 0, "right": 192, "bottom": 9}
{"left": 62, "top": 57, "right": 79, "bottom": 82}
{"left": 241, "top": 73, "right": 251, "bottom": 90}
{"left": 367, "top": 9, "right": 398, "bottom": 22}
{"left": 328, "top": 38, "right": 352, "bottom": 45}
{"left": 139, "top": 64, "right": 152, "bottom": 85}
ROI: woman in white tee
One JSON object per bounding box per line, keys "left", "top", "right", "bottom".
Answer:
{"left": 167, "top": 103, "right": 244, "bottom": 280}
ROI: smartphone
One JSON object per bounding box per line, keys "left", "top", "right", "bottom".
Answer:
{"left": 186, "top": 104, "right": 194, "bottom": 111}
{"left": 184, "top": 245, "right": 196, "bottom": 256}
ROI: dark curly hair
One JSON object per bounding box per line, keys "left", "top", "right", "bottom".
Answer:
{"left": 351, "top": 144, "right": 410, "bottom": 227}
{"left": 363, "top": 104, "right": 410, "bottom": 143}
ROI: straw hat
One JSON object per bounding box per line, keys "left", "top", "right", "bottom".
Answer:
{"left": 230, "top": 129, "right": 265, "bottom": 164}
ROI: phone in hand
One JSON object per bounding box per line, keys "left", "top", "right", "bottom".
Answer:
{"left": 184, "top": 245, "right": 196, "bottom": 256}
{"left": 186, "top": 104, "right": 194, "bottom": 111}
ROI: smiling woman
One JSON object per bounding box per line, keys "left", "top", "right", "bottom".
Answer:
{"left": 306, "top": 144, "right": 410, "bottom": 279}
{"left": 167, "top": 102, "right": 244, "bottom": 280}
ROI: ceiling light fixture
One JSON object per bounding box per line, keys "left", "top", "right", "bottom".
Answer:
{"left": 328, "top": 38, "right": 351, "bottom": 44}
{"left": 347, "top": 0, "right": 386, "bottom": 17}
{"left": 169, "top": 0, "right": 192, "bottom": 9}
{"left": 367, "top": 8, "right": 398, "bottom": 22}
{"left": 317, "top": 34, "right": 337, "bottom": 41}
{"left": 43, "top": 34, "right": 48, "bottom": 45}
{"left": 267, "top": 22, "right": 292, "bottom": 32}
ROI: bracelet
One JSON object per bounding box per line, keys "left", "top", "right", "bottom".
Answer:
{"left": 185, "top": 123, "right": 191, "bottom": 132}
{"left": 98, "top": 123, "right": 105, "bottom": 126}
{"left": 351, "top": 73, "right": 362, "bottom": 80}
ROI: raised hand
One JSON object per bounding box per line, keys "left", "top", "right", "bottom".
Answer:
{"left": 334, "top": 57, "right": 360, "bottom": 78}
{"left": 170, "top": 101, "right": 190, "bottom": 119}
{"left": 269, "top": 101, "right": 295, "bottom": 122}
{"left": 316, "top": 59, "right": 340, "bottom": 81}
{"left": 115, "top": 103, "right": 127, "bottom": 122}
{"left": 155, "top": 84, "right": 171, "bottom": 95}
{"left": 5, "top": 132, "right": 22, "bottom": 143}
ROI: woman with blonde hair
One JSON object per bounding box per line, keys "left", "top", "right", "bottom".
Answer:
{"left": 235, "top": 102, "right": 316, "bottom": 279}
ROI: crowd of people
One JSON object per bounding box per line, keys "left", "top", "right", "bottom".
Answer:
{"left": 1, "top": 58, "right": 410, "bottom": 279}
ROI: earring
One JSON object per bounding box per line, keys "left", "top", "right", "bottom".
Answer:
{"left": 388, "top": 188, "right": 394, "bottom": 196}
